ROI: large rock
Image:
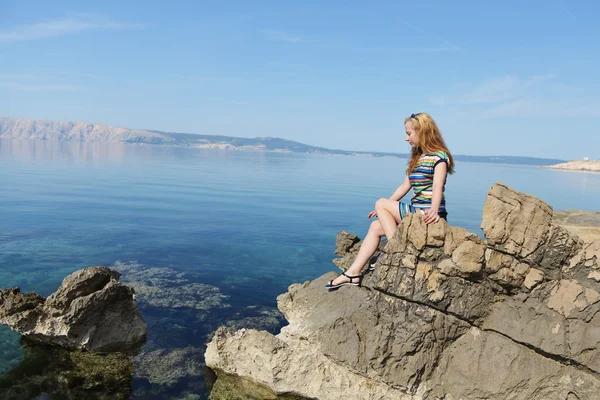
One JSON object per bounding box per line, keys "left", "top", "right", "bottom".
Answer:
{"left": 206, "top": 183, "right": 600, "bottom": 400}
{"left": 0, "top": 266, "right": 146, "bottom": 351}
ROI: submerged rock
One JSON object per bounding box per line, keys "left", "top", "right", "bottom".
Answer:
{"left": 205, "top": 183, "right": 600, "bottom": 400}
{"left": 113, "top": 261, "right": 284, "bottom": 399}
{"left": 0, "top": 266, "right": 146, "bottom": 352}
{"left": 134, "top": 346, "right": 205, "bottom": 387}
{"left": 0, "top": 341, "right": 133, "bottom": 400}
{"left": 115, "top": 261, "right": 230, "bottom": 311}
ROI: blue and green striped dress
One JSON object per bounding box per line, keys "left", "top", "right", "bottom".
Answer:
{"left": 399, "top": 151, "right": 449, "bottom": 219}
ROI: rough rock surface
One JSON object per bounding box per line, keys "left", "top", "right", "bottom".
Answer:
{"left": 206, "top": 183, "right": 600, "bottom": 400}
{"left": 0, "top": 266, "right": 146, "bottom": 351}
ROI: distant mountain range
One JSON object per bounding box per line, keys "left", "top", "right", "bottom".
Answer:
{"left": 0, "top": 117, "right": 566, "bottom": 166}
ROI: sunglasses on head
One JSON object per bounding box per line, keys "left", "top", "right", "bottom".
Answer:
{"left": 410, "top": 113, "right": 421, "bottom": 119}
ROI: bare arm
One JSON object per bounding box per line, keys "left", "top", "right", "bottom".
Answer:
{"left": 423, "top": 162, "right": 448, "bottom": 224}
{"left": 389, "top": 175, "right": 411, "bottom": 201}
{"left": 368, "top": 175, "right": 411, "bottom": 218}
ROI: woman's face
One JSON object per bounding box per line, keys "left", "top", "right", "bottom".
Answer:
{"left": 405, "top": 120, "right": 419, "bottom": 148}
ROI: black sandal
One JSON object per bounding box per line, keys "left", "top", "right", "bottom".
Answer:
{"left": 367, "top": 253, "right": 381, "bottom": 272}
{"left": 325, "top": 272, "right": 361, "bottom": 290}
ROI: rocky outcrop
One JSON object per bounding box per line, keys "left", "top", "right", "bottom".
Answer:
{"left": 206, "top": 183, "right": 600, "bottom": 400}
{"left": 0, "top": 266, "right": 146, "bottom": 352}
{"left": 544, "top": 160, "right": 600, "bottom": 172}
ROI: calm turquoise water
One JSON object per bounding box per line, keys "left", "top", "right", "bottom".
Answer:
{"left": 1, "top": 138, "right": 599, "bottom": 398}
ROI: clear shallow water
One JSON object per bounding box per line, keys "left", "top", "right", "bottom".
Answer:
{"left": 1, "top": 139, "right": 599, "bottom": 398}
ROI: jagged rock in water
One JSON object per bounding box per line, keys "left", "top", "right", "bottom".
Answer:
{"left": 205, "top": 183, "right": 600, "bottom": 400}
{"left": 0, "top": 266, "right": 146, "bottom": 352}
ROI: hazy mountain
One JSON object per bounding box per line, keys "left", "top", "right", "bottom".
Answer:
{"left": 0, "top": 117, "right": 175, "bottom": 145}
{"left": 0, "top": 117, "right": 565, "bottom": 166}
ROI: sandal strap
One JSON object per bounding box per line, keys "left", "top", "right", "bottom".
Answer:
{"left": 342, "top": 272, "right": 361, "bottom": 283}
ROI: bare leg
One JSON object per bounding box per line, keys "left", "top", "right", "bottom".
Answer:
{"left": 374, "top": 198, "right": 401, "bottom": 239}
{"left": 331, "top": 220, "right": 385, "bottom": 286}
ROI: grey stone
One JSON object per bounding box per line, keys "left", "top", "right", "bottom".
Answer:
{"left": 481, "top": 182, "right": 553, "bottom": 263}
{"left": 205, "top": 184, "right": 600, "bottom": 400}
{"left": 0, "top": 266, "right": 146, "bottom": 351}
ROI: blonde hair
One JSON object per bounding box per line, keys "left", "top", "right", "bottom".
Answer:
{"left": 404, "top": 112, "right": 454, "bottom": 175}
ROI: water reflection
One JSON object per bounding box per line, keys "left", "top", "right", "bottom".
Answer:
{"left": 0, "top": 138, "right": 322, "bottom": 169}
{"left": 0, "top": 138, "right": 135, "bottom": 164}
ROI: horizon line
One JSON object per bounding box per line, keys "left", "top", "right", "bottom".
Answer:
{"left": 0, "top": 115, "right": 569, "bottom": 163}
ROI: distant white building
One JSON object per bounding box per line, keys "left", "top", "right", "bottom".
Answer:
{"left": 583, "top": 157, "right": 590, "bottom": 161}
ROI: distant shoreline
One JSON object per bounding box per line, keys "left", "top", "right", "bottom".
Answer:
{"left": 0, "top": 136, "right": 567, "bottom": 167}
{"left": 0, "top": 116, "right": 566, "bottom": 167}
{"left": 543, "top": 160, "right": 600, "bottom": 173}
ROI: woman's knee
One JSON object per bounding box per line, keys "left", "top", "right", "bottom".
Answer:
{"left": 375, "top": 198, "right": 401, "bottom": 221}
{"left": 368, "top": 220, "right": 384, "bottom": 236}
{"left": 375, "top": 198, "right": 388, "bottom": 211}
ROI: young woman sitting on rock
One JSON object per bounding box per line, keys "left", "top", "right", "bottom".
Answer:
{"left": 326, "top": 112, "right": 455, "bottom": 289}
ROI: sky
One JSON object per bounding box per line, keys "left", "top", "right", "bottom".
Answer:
{"left": 1, "top": 0, "right": 599, "bottom": 159}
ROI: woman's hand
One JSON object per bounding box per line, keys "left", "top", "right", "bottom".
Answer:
{"left": 423, "top": 208, "right": 441, "bottom": 224}
{"left": 368, "top": 210, "right": 377, "bottom": 218}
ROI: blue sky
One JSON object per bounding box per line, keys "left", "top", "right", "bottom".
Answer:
{"left": 1, "top": 0, "right": 599, "bottom": 159}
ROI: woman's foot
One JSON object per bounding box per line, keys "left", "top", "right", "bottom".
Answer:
{"left": 325, "top": 272, "right": 361, "bottom": 290}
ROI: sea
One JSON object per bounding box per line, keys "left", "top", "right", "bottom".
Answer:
{"left": 1, "top": 138, "right": 599, "bottom": 399}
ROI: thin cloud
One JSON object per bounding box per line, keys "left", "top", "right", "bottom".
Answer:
{"left": 429, "top": 74, "right": 600, "bottom": 118}
{"left": 561, "top": 1, "right": 577, "bottom": 22}
{"left": 263, "top": 22, "right": 458, "bottom": 53}
{"left": 0, "top": 73, "right": 39, "bottom": 80}
{"left": 0, "top": 81, "right": 83, "bottom": 91}
{"left": 0, "top": 72, "right": 84, "bottom": 91}
{"left": 429, "top": 74, "right": 555, "bottom": 106}
{"left": 480, "top": 97, "right": 600, "bottom": 118}
{"left": 415, "top": 46, "right": 461, "bottom": 53}
{"left": 262, "top": 29, "right": 306, "bottom": 43}
{"left": 0, "top": 14, "right": 143, "bottom": 44}
{"left": 208, "top": 97, "right": 257, "bottom": 106}
{"left": 401, "top": 21, "right": 461, "bottom": 52}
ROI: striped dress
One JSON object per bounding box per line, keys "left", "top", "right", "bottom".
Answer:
{"left": 399, "top": 151, "right": 449, "bottom": 219}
